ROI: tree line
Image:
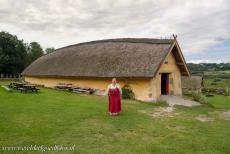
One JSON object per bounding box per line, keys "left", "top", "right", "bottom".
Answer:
{"left": 188, "top": 63, "right": 230, "bottom": 75}
{"left": 0, "top": 31, "right": 55, "bottom": 76}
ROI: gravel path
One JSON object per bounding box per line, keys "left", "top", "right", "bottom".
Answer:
{"left": 158, "top": 95, "right": 200, "bottom": 107}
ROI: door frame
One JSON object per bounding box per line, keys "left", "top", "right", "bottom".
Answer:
{"left": 161, "top": 73, "right": 170, "bottom": 95}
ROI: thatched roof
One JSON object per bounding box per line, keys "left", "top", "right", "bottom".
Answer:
{"left": 22, "top": 38, "right": 189, "bottom": 78}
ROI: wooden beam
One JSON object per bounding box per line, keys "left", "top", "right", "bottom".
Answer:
{"left": 176, "top": 62, "right": 184, "bottom": 65}
{"left": 181, "top": 72, "right": 189, "bottom": 76}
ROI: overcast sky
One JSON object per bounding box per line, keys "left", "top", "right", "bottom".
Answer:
{"left": 0, "top": 0, "right": 230, "bottom": 63}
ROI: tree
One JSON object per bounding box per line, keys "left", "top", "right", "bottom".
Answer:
{"left": 45, "top": 47, "right": 55, "bottom": 54}
{"left": 28, "top": 42, "right": 44, "bottom": 64}
{"left": 0, "top": 31, "right": 28, "bottom": 75}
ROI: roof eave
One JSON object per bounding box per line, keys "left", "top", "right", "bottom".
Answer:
{"left": 174, "top": 40, "right": 191, "bottom": 77}
{"left": 153, "top": 39, "right": 190, "bottom": 77}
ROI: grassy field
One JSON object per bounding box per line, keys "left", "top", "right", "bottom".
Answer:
{"left": 0, "top": 81, "right": 230, "bottom": 154}
{"left": 202, "top": 70, "right": 230, "bottom": 88}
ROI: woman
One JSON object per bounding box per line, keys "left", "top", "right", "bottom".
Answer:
{"left": 105, "top": 78, "right": 122, "bottom": 116}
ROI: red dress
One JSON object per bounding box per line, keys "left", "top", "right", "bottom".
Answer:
{"left": 108, "top": 88, "right": 121, "bottom": 113}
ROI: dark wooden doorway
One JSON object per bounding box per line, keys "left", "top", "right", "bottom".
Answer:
{"left": 161, "top": 73, "right": 169, "bottom": 95}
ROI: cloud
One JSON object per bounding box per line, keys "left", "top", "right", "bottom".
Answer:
{"left": 0, "top": 0, "right": 230, "bottom": 60}
{"left": 187, "top": 56, "right": 230, "bottom": 64}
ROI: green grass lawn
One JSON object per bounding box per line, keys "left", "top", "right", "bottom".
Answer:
{"left": 0, "top": 81, "right": 230, "bottom": 154}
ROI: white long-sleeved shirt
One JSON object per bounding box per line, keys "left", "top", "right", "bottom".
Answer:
{"left": 104, "top": 83, "right": 122, "bottom": 95}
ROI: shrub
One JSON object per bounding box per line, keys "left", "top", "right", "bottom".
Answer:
{"left": 191, "top": 91, "right": 207, "bottom": 104}
{"left": 182, "top": 89, "right": 193, "bottom": 98}
{"left": 122, "top": 85, "right": 135, "bottom": 99}
{"left": 202, "top": 87, "right": 227, "bottom": 95}
{"left": 202, "top": 87, "right": 216, "bottom": 93}
{"left": 210, "top": 82, "right": 218, "bottom": 85}
{"left": 213, "top": 78, "right": 221, "bottom": 82}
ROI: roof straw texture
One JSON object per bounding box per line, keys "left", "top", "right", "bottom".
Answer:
{"left": 22, "top": 38, "right": 174, "bottom": 78}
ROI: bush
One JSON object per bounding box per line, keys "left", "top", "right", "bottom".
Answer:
{"left": 213, "top": 78, "right": 221, "bottom": 82}
{"left": 191, "top": 92, "right": 207, "bottom": 104}
{"left": 202, "top": 87, "right": 216, "bottom": 93}
{"left": 122, "top": 85, "right": 135, "bottom": 99}
{"left": 182, "top": 89, "right": 193, "bottom": 98}
{"left": 202, "top": 87, "right": 227, "bottom": 95}
{"left": 210, "top": 82, "right": 218, "bottom": 85}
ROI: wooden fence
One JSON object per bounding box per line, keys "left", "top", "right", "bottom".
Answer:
{"left": 0, "top": 74, "right": 21, "bottom": 80}
{"left": 181, "top": 75, "right": 203, "bottom": 92}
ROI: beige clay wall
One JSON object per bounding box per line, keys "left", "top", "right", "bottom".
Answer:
{"left": 24, "top": 76, "right": 151, "bottom": 101}
{"left": 150, "top": 52, "right": 182, "bottom": 100}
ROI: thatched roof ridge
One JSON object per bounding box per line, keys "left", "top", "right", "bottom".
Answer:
{"left": 54, "top": 38, "right": 173, "bottom": 52}
{"left": 22, "top": 38, "right": 188, "bottom": 78}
